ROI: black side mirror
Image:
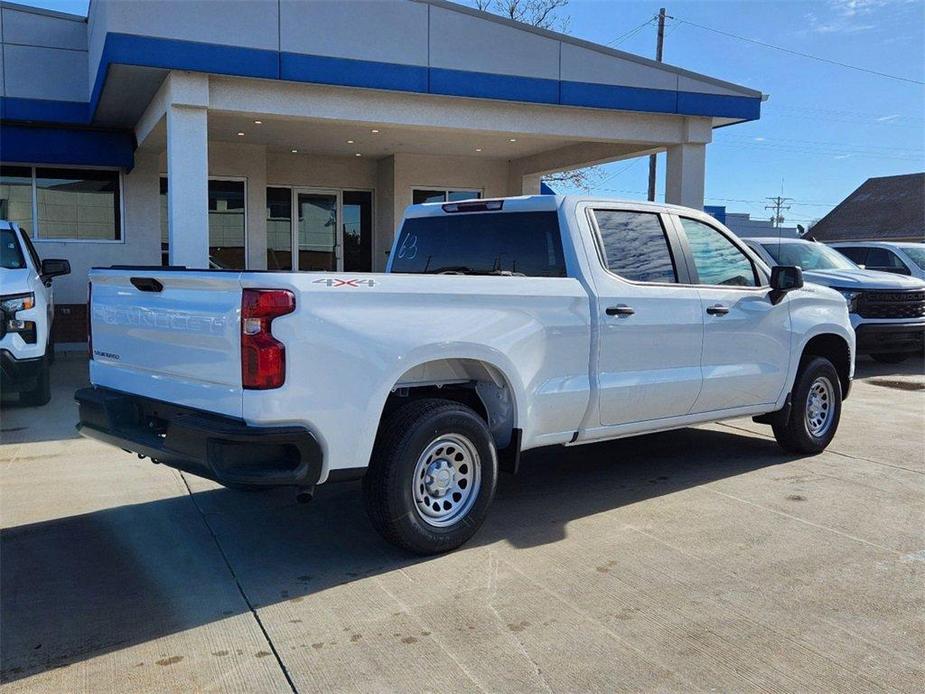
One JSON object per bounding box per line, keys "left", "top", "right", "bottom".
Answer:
{"left": 769, "top": 265, "right": 803, "bottom": 303}
{"left": 770, "top": 265, "right": 803, "bottom": 291}
{"left": 41, "top": 258, "right": 71, "bottom": 279}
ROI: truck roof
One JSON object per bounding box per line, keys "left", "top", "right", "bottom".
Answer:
{"left": 403, "top": 194, "right": 721, "bottom": 221}
{"left": 744, "top": 237, "right": 815, "bottom": 245}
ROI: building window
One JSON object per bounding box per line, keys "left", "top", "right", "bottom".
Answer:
{"left": 160, "top": 177, "right": 247, "bottom": 269}
{"left": 412, "top": 189, "right": 481, "bottom": 204}
{"left": 343, "top": 190, "right": 373, "bottom": 273}
{"left": 0, "top": 165, "right": 122, "bottom": 241}
{"left": 0, "top": 166, "right": 34, "bottom": 235}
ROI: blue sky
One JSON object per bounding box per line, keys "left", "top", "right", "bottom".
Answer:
{"left": 19, "top": 0, "right": 925, "bottom": 226}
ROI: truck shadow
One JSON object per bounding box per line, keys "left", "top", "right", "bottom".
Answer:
{"left": 1, "top": 425, "right": 795, "bottom": 683}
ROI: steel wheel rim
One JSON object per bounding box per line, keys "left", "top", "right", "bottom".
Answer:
{"left": 412, "top": 434, "right": 481, "bottom": 528}
{"left": 804, "top": 376, "right": 835, "bottom": 438}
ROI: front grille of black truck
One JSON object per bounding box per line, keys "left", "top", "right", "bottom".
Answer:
{"left": 856, "top": 290, "right": 925, "bottom": 319}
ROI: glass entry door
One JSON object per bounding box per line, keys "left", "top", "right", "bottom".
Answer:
{"left": 296, "top": 189, "right": 340, "bottom": 271}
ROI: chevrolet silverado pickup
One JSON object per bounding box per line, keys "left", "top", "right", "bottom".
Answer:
{"left": 1, "top": 220, "right": 70, "bottom": 405}
{"left": 76, "top": 196, "right": 855, "bottom": 554}
{"left": 744, "top": 237, "right": 925, "bottom": 363}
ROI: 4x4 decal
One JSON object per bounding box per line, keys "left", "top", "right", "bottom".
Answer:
{"left": 312, "top": 278, "right": 377, "bottom": 288}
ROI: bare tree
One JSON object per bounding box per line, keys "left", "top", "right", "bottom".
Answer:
{"left": 475, "top": 0, "right": 571, "bottom": 33}
{"left": 474, "top": 0, "right": 606, "bottom": 192}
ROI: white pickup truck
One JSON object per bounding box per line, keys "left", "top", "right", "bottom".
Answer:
{"left": 77, "top": 196, "right": 854, "bottom": 554}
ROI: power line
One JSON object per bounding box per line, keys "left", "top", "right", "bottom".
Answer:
{"left": 765, "top": 196, "right": 793, "bottom": 228}
{"left": 670, "top": 16, "right": 925, "bottom": 86}
{"left": 607, "top": 16, "right": 656, "bottom": 47}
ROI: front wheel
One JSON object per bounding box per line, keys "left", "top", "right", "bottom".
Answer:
{"left": 363, "top": 398, "right": 498, "bottom": 555}
{"left": 772, "top": 356, "right": 842, "bottom": 454}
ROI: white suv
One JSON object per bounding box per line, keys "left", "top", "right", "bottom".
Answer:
{"left": 1, "top": 221, "right": 70, "bottom": 405}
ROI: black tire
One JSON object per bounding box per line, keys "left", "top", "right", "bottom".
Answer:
{"left": 870, "top": 352, "right": 909, "bottom": 364}
{"left": 772, "top": 356, "right": 842, "bottom": 454}
{"left": 363, "top": 398, "right": 498, "bottom": 555}
{"left": 20, "top": 357, "right": 51, "bottom": 407}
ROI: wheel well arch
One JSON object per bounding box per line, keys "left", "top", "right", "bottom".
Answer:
{"left": 800, "top": 333, "right": 851, "bottom": 397}
{"left": 383, "top": 358, "right": 518, "bottom": 451}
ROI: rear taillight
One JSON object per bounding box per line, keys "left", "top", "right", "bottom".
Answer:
{"left": 241, "top": 289, "right": 295, "bottom": 390}
{"left": 87, "top": 281, "right": 93, "bottom": 359}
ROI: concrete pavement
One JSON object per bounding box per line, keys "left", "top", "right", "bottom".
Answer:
{"left": 1, "top": 354, "right": 923, "bottom": 692}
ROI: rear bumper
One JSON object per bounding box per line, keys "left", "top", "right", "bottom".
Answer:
{"left": 1, "top": 349, "right": 44, "bottom": 389}
{"left": 75, "top": 386, "right": 323, "bottom": 488}
{"left": 855, "top": 323, "right": 925, "bottom": 354}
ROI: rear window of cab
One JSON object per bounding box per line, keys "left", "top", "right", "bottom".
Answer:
{"left": 390, "top": 211, "right": 566, "bottom": 277}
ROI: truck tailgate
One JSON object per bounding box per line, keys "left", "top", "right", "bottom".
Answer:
{"left": 89, "top": 269, "right": 244, "bottom": 417}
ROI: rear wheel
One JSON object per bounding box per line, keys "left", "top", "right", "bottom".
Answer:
{"left": 363, "top": 398, "right": 498, "bottom": 555}
{"left": 870, "top": 352, "right": 909, "bottom": 364}
{"left": 772, "top": 356, "right": 842, "bottom": 454}
{"left": 20, "top": 357, "right": 51, "bottom": 407}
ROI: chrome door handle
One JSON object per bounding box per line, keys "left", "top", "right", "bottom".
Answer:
{"left": 706, "top": 304, "right": 730, "bottom": 316}
{"left": 606, "top": 304, "right": 635, "bottom": 317}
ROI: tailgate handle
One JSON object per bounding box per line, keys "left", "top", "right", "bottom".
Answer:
{"left": 130, "top": 277, "right": 164, "bottom": 293}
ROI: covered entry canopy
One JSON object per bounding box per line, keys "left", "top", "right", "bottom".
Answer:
{"left": 1, "top": 0, "right": 765, "bottom": 290}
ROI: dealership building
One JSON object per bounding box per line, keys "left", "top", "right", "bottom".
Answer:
{"left": 0, "top": 0, "right": 763, "bottom": 343}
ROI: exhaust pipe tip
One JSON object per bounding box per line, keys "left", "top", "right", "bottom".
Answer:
{"left": 296, "top": 486, "right": 315, "bottom": 504}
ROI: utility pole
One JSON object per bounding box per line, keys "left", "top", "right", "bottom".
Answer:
{"left": 647, "top": 8, "right": 667, "bottom": 202}
{"left": 764, "top": 196, "right": 793, "bottom": 228}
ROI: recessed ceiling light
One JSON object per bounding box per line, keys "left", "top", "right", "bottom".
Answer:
{"left": 509, "top": 138, "right": 517, "bottom": 142}
{"left": 346, "top": 139, "right": 355, "bottom": 144}
{"left": 355, "top": 152, "right": 362, "bottom": 157}
{"left": 371, "top": 129, "right": 380, "bottom": 134}
{"left": 291, "top": 149, "right": 299, "bottom": 153}
{"left": 254, "top": 120, "right": 263, "bottom": 125}
{"left": 237, "top": 132, "right": 245, "bottom": 136}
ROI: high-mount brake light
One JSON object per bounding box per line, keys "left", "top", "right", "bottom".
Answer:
{"left": 241, "top": 289, "right": 295, "bottom": 389}
{"left": 441, "top": 200, "right": 504, "bottom": 213}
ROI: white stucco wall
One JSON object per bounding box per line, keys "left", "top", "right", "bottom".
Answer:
{"left": 1, "top": 4, "right": 88, "bottom": 102}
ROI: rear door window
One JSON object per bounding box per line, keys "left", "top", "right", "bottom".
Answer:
{"left": 391, "top": 211, "right": 566, "bottom": 277}
{"left": 592, "top": 210, "right": 677, "bottom": 283}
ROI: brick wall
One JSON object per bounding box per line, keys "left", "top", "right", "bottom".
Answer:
{"left": 53, "top": 303, "right": 88, "bottom": 344}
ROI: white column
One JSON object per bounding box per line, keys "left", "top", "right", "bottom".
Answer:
{"left": 246, "top": 146, "right": 268, "bottom": 270}
{"left": 665, "top": 143, "right": 706, "bottom": 210}
{"left": 166, "top": 104, "right": 209, "bottom": 267}
{"left": 521, "top": 174, "right": 542, "bottom": 195}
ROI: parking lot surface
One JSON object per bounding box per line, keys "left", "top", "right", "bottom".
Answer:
{"left": 1, "top": 354, "right": 923, "bottom": 693}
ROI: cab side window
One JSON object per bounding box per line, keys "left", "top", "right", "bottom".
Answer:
{"left": 680, "top": 218, "right": 758, "bottom": 287}
{"left": 837, "top": 247, "right": 868, "bottom": 265}
{"left": 593, "top": 210, "right": 677, "bottom": 283}
{"left": 865, "top": 248, "right": 910, "bottom": 274}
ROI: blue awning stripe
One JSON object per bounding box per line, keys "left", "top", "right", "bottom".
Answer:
{"left": 0, "top": 124, "right": 136, "bottom": 170}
